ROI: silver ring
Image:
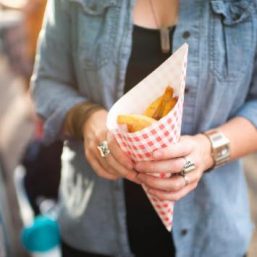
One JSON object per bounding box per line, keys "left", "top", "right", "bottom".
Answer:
{"left": 180, "top": 157, "right": 196, "bottom": 176}
{"left": 180, "top": 173, "right": 190, "bottom": 186}
{"left": 97, "top": 140, "right": 110, "bottom": 158}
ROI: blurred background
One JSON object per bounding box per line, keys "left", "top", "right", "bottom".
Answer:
{"left": 0, "top": 1, "right": 256, "bottom": 256}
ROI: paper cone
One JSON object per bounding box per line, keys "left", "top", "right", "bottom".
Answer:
{"left": 107, "top": 44, "right": 188, "bottom": 231}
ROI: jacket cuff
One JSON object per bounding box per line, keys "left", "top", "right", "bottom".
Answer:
{"left": 235, "top": 100, "right": 257, "bottom": 128}
{"left": 39, "top": 96, "right": 86, "bottom": 144}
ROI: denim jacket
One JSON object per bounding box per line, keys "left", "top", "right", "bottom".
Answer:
{"left": 31, "top": 0, "right": 257, "bottom": 256}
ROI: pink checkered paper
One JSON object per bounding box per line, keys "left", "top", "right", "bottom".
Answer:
{"left": 107, "top": 44, "right": 188, "bottom": 231}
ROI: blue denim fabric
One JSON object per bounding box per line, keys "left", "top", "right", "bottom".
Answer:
{"left": 31, "top": 0, "right": 257, "bottom": 256}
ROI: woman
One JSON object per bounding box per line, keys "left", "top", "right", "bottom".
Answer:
{"left": 31, "top": 0, "right": 257, "bottom": 256}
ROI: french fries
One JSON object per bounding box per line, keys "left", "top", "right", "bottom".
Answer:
{"left": 143, "top": 96, "right": 162, "bottom": 118}
{"left": 160, "top": 96, "right": 178, "bottom": 117}
{"left": 117, "top": 86, "right": 177, "bottom": 132}
{"left": 117, "top": 114, "right": 156, "bottom": 133}
{"left": 144, "top": 86, "right": 176, "bottom": 120}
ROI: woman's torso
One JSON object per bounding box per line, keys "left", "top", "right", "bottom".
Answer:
{"left": 56, "top": 0, "right": 257, "bottom": 256}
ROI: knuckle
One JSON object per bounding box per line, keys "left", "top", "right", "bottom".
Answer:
{"left": 144, "top": 176, "right": 151, "bottom": 186}
{"left": 102, "top": 173, "right": 112, "bottom": 180}
{"left": 174, "top": 180, "right": 182, "bottom": 191}
{"left": 147, "top": 163, "right": 155, "bottom": 172}
{"left": 192, "top": 182, "right": 198, "bottom": 190}
{"left": 87, "top": 142, "right": 95, "bottom": 153}
{"left": 194, "top": 170, "right": 202, "bottom": 180}
{"left": 153, "top": 179, "right": 162, "bottom": 189}
{"left": 119, "top": 157, "right": 131, "bottom": 168}
{"left": 108, "top": 167, "right": 119, "bottom": 177}
{"left": 146, "top": 177, "right": 155, "bottom": 187}
{"left": 172, "top": 160, "right": 183, "bottom": 172}
{"left": 119, "top": 167, "right": 128, "bottom": 177}
{"left": 105, "top": 155, "right": 113, "bottom": 165}
{"left": 96, "top": 130, "right": 106, "bottom": 140}
{"left": 187, "top": 143, "right": 194, "bottom": 152}
{"left": 95, "top": 169, "right": 103, "bottom": 177}
{"left": 126, "top": 171, "right": 136, "bottom": 180}
{"left": 104, "top": 160, "right": 112, "bottom": 170}
{"left": 108, "top": 136, "right": 116, "bottom": 146}
{"left": 196, "top": 171, "right": 202, "bottom": 179}
{"left": 193, "top": 157, "right": 200, "bottom": 169}
{"left": 103, "top": 170, "right": 116, "bottom": 179}
{"left": 181, "top": 145, "right": 192, "bottom": 156}
{"left": 109, "top": 176, "right": 120, "bottom": 181}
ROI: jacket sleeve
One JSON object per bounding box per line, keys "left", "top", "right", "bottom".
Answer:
{"left": 235, "top": 51, "right": 257, "bottom": 128}
{"left": 31, "top": 0, "right": 87, "bottom": 143}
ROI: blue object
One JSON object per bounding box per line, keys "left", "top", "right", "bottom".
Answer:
{"left": 21, "top": 215, "right": 60, "bottom": 252}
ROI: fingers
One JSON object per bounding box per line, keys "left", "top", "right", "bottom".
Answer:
{"left": 85, "top": 135, "right": 139, "bottom": 183}
{"left": 147, "top": 181, "right": 198, "bottom": 201}
{"left": 107, "top": 132, "right": 133, "bottom": 170}
{"left": 86, "top": 148, "right": 120, "bottom": 180}
{"left": 152, "top": 137, "right": 193, "bottom": 160}
{"left": 136, "top": 135, "right": 207, "bottom": 201}
{"left": 137, "top": 170, "right": 201, "bottom": 192}
{"left": 135, "top": 157, "right": 185, "bottom": 174}
{"left": 139, "top": 174, "right": 185, "bottom": 191}
{"left": 85, "top": 139, "right": 121, "bottom": 179}
{"left": 105, "top": 154, "right": 140, "bottom": 184}
{"left": 135, "top": 137, "right": 195, "bottom": 174}
{"left": 106, "top": 134, "right": 139, "bottom": 183}
{"left": 133, "top": 135, "right": 209, "bottom": 201}
{"left": 82, "top": 111, "right": 138, "bottom": 182}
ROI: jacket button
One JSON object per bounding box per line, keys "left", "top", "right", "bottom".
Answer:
{"left": 182, "top": 31, "right": 191, "bottom": 39}
{"left": 181, "top": 229, "right": 188, "bottom": 236}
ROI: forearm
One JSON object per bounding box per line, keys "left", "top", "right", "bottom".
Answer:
{"left": 217, "top": 116, "right": 257, "bottom": 161}
{"left": 32, "top": 0, "right": 86, "bottom": 143}
{"left": 64, "top": 101, "right": 104, "bottom": 139}
{"left": 202, "top": 116, "right": 257, "bottom": 171}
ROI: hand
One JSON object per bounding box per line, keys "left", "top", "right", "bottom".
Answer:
{"left": 83, "top": 109, "right": 139, "bottom": 183}
{"left": 134, "top": 134, "right": 213, "bottom": 201}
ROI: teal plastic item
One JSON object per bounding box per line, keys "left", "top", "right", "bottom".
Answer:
{"left": 21, "top": 215, "right": 60, "bottom": 252}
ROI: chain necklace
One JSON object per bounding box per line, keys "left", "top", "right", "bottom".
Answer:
{"left": 149, "top": 0, "right": 171, "bottom": 54}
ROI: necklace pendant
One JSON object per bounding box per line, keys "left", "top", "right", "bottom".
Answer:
{"left": 160, "top": 27, "right": 170, "bottom": 54}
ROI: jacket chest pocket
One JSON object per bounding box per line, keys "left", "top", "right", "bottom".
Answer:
{"left": 70, "top": 0, "right": 121, "bottom": 70}
{"left": 210, "top": 0, "right": 256, "bottom": 82}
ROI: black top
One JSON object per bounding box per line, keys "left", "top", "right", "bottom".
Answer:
{"left": 124, "top": 25, "right": 176, "bottom": 257}
{"left": 124, "top": 25, "right": 175, "bottom": 92}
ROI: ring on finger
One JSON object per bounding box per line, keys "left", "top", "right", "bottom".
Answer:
{"left": 180, "top": 157, "right": 196, "bottom": 176}
{"left": 97, "top": 140, "right": 111, "bottom": 158}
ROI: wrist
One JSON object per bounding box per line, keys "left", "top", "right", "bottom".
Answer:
{"left": 195, "top": 133, "right": 214, "bottom": 172}
{"left": 82, "top": 108, "right": 107, "bottom": 133}
{"left": 202, "top": 130, "right": 231, "bottom": 171}
{"left": 65, "top": 102, "right": 104, "bottom": 139}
